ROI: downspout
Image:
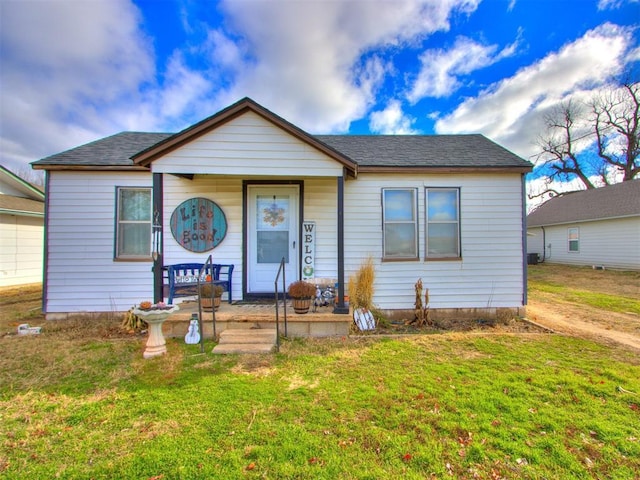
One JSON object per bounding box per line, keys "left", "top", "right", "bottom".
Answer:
{"left": 521, "top": 173, "right": 528, "bottom": 306}
{"left": 152, "top": 172, "right": 164, "bottom": 303}
{"left": 333, "top": 172, "right": 349, "bottom": 314}
{"left": 540, "top": 226, "right": 546, "bottom": 262}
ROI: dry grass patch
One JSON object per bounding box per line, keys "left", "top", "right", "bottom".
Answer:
{"left": 231, "top": 357, "right": 277, "bottom": 377}
{"left": 528, "top": 263, "right": 640, "bottom": 297}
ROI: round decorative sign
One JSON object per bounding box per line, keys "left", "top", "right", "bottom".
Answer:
{"left": 170, "top": 197, "right": 227, "bottom": 252}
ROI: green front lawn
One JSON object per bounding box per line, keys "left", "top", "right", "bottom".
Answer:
{"left": 2, "top": 330, "right": 639, "bottom": 479}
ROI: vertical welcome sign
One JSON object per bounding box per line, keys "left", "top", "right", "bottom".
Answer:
{"left": 302, "top": 221, "right": 315, "bottom": 280}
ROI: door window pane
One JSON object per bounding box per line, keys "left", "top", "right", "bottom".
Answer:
{"left": 256, "top": 195, "right": 290, "bottom": 263}
{"left": 257, "top": 231, "right": 289, "bottom": 263}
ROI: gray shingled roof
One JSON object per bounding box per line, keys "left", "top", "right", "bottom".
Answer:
{"left": 527, "top": 180, "right": 640, "bottom": 226}
{"left": 317, "top": 134, "right": 531, "bottom": 168}
{"left": 0, "top": 195, "right": 44, "bottom": 215}
{"left": 33, "top": 131, "right": 531, "bottom": 170}
{"left": 32, "top": 132, "right": 172, "bottom": 167}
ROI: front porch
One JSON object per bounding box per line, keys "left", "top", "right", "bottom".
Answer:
{"left": 162, "top": 300, "right": 352, "bottom": 338}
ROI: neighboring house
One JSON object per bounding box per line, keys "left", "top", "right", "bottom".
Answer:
{"left": 527, "top": 180, "right": 640, "bottom": 270}
{"left": 0, "top": 165, "right": 45, "bottom": 286}
{"left": 32, "top": 98, "right": 532, "bottom": 319}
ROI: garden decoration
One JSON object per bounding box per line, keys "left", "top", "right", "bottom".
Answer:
{"left": 133, "top": 302, "right": 179, "bottom": 358}
{"left": 354, "top": 308, "right": 375, "bottom": 331}
{"left": 185, "top": 314, "right": 200, "bottom": 344}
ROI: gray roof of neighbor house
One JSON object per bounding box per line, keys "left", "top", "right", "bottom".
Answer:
{"left": 527, "top": 180, "right": 640, "bottom": 227}
{"left": 0, "top": 195, "right": 45, "bottom": 216}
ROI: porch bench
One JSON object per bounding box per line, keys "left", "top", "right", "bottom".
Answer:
{"left": 164, "top": 263, "right": 234, "bottom": 304}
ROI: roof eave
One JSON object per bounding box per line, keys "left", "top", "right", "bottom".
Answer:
{"left": 0, "top": 165, "right": 45, "bottom": 199}
{"left": 0, "top": 208, "right": 44, "bottom": 217}
{"left": 527, "top": 213, "right": 640, "bottom": 228}
{"left": 358, "top": 165, "right": 532, "bottom": 174}
{"left": 32, "top": 164, "right": 149, "bottom": 172}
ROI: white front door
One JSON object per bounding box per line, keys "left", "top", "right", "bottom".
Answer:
{"left": 247, "top": 185, "right": 299, "bottom": 293}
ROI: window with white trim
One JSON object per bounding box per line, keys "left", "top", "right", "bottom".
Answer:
{"left": 116, "top": 187, "right": 152, "bottom": 259}
{"left": 568, "top": 227, "right": 579, "bottom": 252}
{"left": 426, "top": 188, "right": 460, "bottom": 258}
{"left": 382, "top": 188, "right": 418, "bottom": 259}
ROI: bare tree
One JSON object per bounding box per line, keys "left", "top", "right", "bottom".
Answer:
{"left": 530, "top": 80, "right": 639, "bottom": 201}
{"left": 5, "top": 165, "right": 45, "bottom": 189}
{"left": 590, "top": 81, "right": 639, "bottom": 182}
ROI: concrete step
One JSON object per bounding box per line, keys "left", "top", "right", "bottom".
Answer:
{"left": 212, "top": 328, "right": 277, "bottom": 355}
{"left": 213, "top": 343, "right": 275, "bottom": 354}
{"left": 219, "top": 329, "right": 276, "bottom": 343}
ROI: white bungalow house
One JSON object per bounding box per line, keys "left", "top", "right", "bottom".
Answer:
{"left": 0, "top": 165, "right": 45, "bottom": 286}
{"left": 527, "top": 180, "right": 640, "bottom": 270}
{"left": 32, "top": 98, "right": 532, "bottom": 320}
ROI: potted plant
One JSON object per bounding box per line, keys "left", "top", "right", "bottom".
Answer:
{"left": 288, "top": 280, "right": 317, "bottom": 314}
{"left": 199, "top": 284, "right": 224, "bottom": 311}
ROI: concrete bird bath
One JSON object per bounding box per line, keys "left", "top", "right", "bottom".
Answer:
{"left": 133, "top": 304, "right": 179, "bottom": 359}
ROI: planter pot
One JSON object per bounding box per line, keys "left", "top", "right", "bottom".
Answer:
{"left": 201, "top": 296, "right": 221, "bottom": 311}
{"left": 292, "top": 297, "right": 312, "bottom": 314}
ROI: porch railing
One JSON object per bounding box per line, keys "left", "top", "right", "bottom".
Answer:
{"left": 274, "top": 256, "right": 288, "bottom": 351}
{"left": 197, "top": 255, "right": 216, "bottom": 354}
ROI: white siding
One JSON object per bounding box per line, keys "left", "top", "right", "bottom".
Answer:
{"left": 44, "top": 169, "right": 527, "bottom": 312}
{"left": 45, "top": 171, "right": 154, "bottom": 313}
{"left": 344, "top": 173, "right": 526, "bottom": 310}
{"left": 0, "top": 214, "right": 44, "bottom": 286}
{"left": 152, "top": 112, "right": 344, "bottom": 177}
{"left": 302, "top": 178, "right": 338, "bottom": 279}
{"left": 526, "top": 227, "right": 545, "bottom": 257}
{"left": 532, "top": 217, "right": 640, "bottom": 270}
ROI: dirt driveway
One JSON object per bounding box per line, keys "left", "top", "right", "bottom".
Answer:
{"left": 527, "top": 265, "right": 640, "bottom": 352}
{"left": 527, "top": 300, "right": 640, "bottom": 351}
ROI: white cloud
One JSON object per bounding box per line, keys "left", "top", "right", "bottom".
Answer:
{"left": 434, "top": 23, "right": 635, "bottom": 159}
{"left": 407, "top": 35, "right": 520, "bottom": 101}
{"left": 369, "top": 100, "right": 419, "bottom": 134}
{"left": 0, "top": 0, "right": 155, "bottom": 169}
{"left": 0, "top": 0, "right": 482, "bottom": 171}
{"left": 213, "top": 0, "right": 481, "bottom": 132}
{"left": 597, "top": 0, "right": 639, "bottom": 10}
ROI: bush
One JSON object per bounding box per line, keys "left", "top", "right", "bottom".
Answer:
{"left": 348, "top": 256, "right": 375, "bottom": 310}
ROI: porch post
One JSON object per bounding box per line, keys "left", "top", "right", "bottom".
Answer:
{"left": 152, "top": 172, "right": 164, "bottom": 303}
{"left": 334, "top": 173, "right": 349, "bottom": 314}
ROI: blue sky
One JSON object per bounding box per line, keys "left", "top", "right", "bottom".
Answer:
{"left": 1, "top": 0, "right": 639, "bottom": 197}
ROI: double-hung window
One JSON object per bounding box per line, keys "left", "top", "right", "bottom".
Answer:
{"left": 568, "top": 227, "right": 579, "bottom": 252}
{"left": 115, "top": 187, "right": 152, "bottom": 259}
{"left": 382, "top": 188, "right": 418, "bottom": 259}
{"left": 426, "top": 188, "right": 460, "bottom": 258}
